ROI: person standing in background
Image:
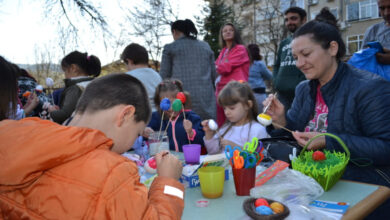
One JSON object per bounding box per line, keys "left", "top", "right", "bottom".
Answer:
{"left": 247, "top": 44, "right": 272, "bottom": 111}
{"left": 362, "top": 0, "right": 390, "bottom": 64}
{"left": 215, "top": 23, "right": 250, "bottom": 126}
{"left": 121, "top": 43, "right": 162, "bottom": 111}
{"left": 273, "top": 7, "right": 307, "bottom": 110}
{"left": 160, "top": 19, "right": 216, "bottom": 121}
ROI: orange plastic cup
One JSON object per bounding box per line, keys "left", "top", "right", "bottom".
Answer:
{"left": 198, "top": 166, "right": 225, "bottom": 199}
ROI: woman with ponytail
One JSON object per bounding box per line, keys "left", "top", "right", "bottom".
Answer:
{"left": 48, "top": 51, "right": 101, "bottom": 124}
{"left": 160, "top": 19, "right": 217, "bottom": 122}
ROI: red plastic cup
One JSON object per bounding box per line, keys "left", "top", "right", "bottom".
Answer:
{"left": 182, "top": 144, "right": 201, "bottom": 164}
{"left": 232, "top": 167, "right": 256, "bottom": 196}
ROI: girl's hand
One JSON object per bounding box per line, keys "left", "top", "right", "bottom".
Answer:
{"left": 220, "top": 139, "right": 240, "bottom": 148}
{"left": 23, "top": 92, "right": 39, "bottom": 115}
{"left": 183, "top": 119, "right": 193, "bottom": 135}
{"left": 201, "top": 120, "right": 216, "bottom": 139}
{"left": 142, "top": 127, "right": 154, "bottom": 138}
{"left": 292, "top": 131, "right": 326, "bottom": 150}
{"left": 262, "top": 94, "right": 287, "bottom": 127}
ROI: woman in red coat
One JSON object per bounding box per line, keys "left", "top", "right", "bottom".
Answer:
{"left": 215, "top": 23, "right": 250, "bottom": 126}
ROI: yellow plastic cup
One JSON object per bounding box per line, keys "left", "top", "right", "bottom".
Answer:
{"left": 198, "top": 166, "right": 225, "bottom": 199}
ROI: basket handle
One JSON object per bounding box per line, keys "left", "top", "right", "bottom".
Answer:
{"left": 300, "top": 133, "right": 350, "bottom": 158}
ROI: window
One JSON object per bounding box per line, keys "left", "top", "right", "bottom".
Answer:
{"left": 280, "top": 0, "right": 305, "bottom": 13}
{"left": 347, "top": 35, "right": 364, "bottom": 54}
{"left": 347, "top": 0, "right": 379, "bottom": 21}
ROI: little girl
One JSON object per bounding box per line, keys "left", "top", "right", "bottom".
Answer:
{"left": 145, "top": 79, "right": 205, "bottom": 152}
{"left": 202, "top": 81, "right": 268, "bottom": 154}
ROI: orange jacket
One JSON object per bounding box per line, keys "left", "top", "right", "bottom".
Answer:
{"left": 0, "top": 118, "right": 184, "bottom": 219}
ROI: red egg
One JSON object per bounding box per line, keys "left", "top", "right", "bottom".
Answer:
{"left": 312, "top": 151, "right": 326, "bottom": 161}
{"left": 255, "top": 198, "right": 269, "bottom": 207}
{"left": 176, "top": 92, "right": 186, "bottom": 104}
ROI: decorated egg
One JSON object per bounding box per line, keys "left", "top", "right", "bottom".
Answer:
{"left": 208, "top": 119, "right": 218, "bottom": 131}
{"left": 172, "top": 99, "right": 182, "bottom": 112}
{"left": 255, "top": 205, "right": 273, "bottom": 215}
{"left": 257, "top": 113, "right": 272, "bottom": 126}
{"left": 160, "top": 98, "right": 171, "bottom": 111}
{"left": 46, "top": 77, "right": 54, "bottom": 87}
{"left": 35, "top": 85, "right": 43, "bottom": 92}
{"left": 270, "top": 202, "right": 284, "bottom": 214}
{"left": 23, "top": 91, "right": 31, "bottom": 98}
{"left": 144, "top": 157, "right": 157, "bottom": 174}
{"left": 176, "top": 92, "right": 186, "bottom": 104}
{"left": 312, "top": 151, "right": 326, "bottom": 161}
{"left": 254, "top": 198, "right": 269, "bottom": 207}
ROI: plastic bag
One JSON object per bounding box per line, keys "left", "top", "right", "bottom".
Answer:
{"left": 347, "top": 47, "right": 390, "bottom": 81}
{"left": 250, "top": 166, "right": 324, "bottom": 205}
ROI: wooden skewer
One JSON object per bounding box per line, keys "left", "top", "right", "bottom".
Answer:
{"left": 263, "top": 92, "right": 278, "bottom": 114}
{"left": 272, "top": 121, "right": 293, "bottom": 133}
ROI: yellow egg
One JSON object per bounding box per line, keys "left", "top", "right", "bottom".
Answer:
{"left": 257, "top": 113, "right": 272, "bottom": 126}
{"left": 270, "top": 202, "right": 284, "bottom": 214}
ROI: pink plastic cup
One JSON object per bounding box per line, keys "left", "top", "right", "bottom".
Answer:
{"left": 182, "top": 144, "right": 201, "bottom": 164}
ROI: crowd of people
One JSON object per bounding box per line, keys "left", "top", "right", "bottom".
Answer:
{"left": 1, "top": 1, "right": 390, "bottom": 219}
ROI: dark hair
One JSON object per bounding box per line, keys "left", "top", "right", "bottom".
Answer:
{"left": 75, "top": 73, "right": 151, "bottom": 123}
{"left": 0, "top": 56, "right": 19, "bottom": 120}
{"left": 171, "top": 19, "right": 198, "bottom": 39}
{"left": 284, "top": 7, "right": 307, "bottom": 19}
{"left": 61, "top": 51, "right": 101, "bottom": 77}
{"left": 120, "top": 43, "right": 149, "bottom": 65}
{"left": 218, "top": 81, "right": 258, "bottom": 122}
{"left": 247, "top": 44, "right": 263, "bottom": 63}
{"left": 219, "top": 23, "right": 243, "bottom": 49}
{"left": 315, "top": 7, "right": 339, "bottom": 30}
{"left": 294, "top": 19, "right": 346, "bottom": 61}
{"left": 153, "top": 79, "right": 192, "bottom": 114}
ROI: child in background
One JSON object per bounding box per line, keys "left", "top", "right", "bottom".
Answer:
{"left": 202, "top": 81, "right": 268, "bottom": 154}
{"left": 145, "top": 79, "right": 205, "bottom": 152}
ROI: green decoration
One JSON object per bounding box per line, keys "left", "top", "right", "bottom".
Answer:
{"left": 172, "top": 99, "right": 182, "bottom": 112}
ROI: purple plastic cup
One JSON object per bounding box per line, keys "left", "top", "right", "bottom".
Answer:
{"left": 183, "top": 144, "right": 201, "bottom": 164}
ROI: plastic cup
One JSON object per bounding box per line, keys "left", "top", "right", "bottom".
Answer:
{"left": 198, "top": 166, "right": 225, "bottom": 199}
{"left": 182, "top": 144, "right": 201, "bottom": 164}
{"left": 232, "top": 167, "right": 256, "bottom": 196}
{"left": 148, "top": 132, "right": 169, "bottom": 156}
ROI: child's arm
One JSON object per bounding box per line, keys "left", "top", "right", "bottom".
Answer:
{"left": 96, "top": 152, "right": 184, "bottom": 219}
{"left": 201, "top": 120, "right": 222, "bottom": 154}
{"left": 183, "top": 113, "right": 205, "bottom": 145}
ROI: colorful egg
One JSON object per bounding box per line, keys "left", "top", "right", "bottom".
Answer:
{"left": 257, "top": 113, "right": 272, "bottom": 126}
{"left": 144, "top": 157, "right": 157, "bottom": 174}
{"left": 270, "top": 202, "right": 284, "bottom": 214}
{"left": 160, "top": 98, "right": 171, "bottom": 111}
{"left": 172, "top": 99, "right": 182, "bottom": 112}
{"left": 312, "top": 151, "right": 326, "bottom": 161}
{"left": 208, "top": 119, "right": 218, "bottom": 131}
{"left": 176, "top": 92, "right": 186, "bottom": 104}
{"left": 254, "top": 198, "right": 269, "bottom": 207}
{"left": 255, "top": 205, "right": 273, "bottom": 215}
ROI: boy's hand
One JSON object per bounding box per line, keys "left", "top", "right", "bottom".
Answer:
{"left": 142, "top": 127, "right": 154, "bottom": 138}
{"left": 183, "top": 119, "right": 193, "bottom": 135}
{"left": 155, "top": 151, "right": 183, "bottom": 180}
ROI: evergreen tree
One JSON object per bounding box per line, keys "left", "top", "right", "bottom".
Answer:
{"left": 198, "top": 0, "right": 234, "bottom": 56}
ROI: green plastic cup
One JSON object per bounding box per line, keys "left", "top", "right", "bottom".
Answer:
{"left": 198, "top": 166, "right": 225, "bottom": 199}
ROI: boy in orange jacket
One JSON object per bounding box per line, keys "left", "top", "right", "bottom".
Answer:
{"left": 0, "top": 73, "right": 184, "bottom": 219}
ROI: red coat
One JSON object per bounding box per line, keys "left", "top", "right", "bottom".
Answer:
{"left": 0, "top": 118, "right": 184, "bottom": 219}
{"left": 215, "top": 44, "right": 250, "bottom": 87}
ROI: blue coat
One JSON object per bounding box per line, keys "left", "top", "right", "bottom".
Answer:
{"left": 284, "top": 62, "right": 390, "bottom": 187}
{"left": 148, "top": 110, "right": 205, "bottom": 152}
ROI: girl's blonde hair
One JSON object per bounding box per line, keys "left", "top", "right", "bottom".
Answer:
{"left": 218, "top": 80, "right": 259, "bottom": 122}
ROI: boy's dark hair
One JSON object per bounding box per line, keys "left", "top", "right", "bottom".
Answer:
{"left": 294, "top": 20, "right": 346, "bottom": 61}
{"left": 75, "top": 73, "right": 151, "bottom": 123}
{"left": 218, "top": 80, "right": 259, "bottom": 121}
{"left": 0, "top": 56, "right": 19, "bottom": 121}
{"left": 171, "top": 19, "right": 198, "bottom": 39}
{"left": 284, "top": 6, "right": 307, "bottom": 20}
{"left": 120, "top": 43, "right": 149, "bottom": 65}
{"left": 219, "top": 23, "right": 243, "bottom": 49}
{"left": 153, "top": 79, "right": 191, "bottom": 114}
{"left": 61, "top": 51, "right": 101, "bottom": 77}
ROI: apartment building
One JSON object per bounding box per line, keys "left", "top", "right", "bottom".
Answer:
{"left": 211, "top": 0, "right": 382, "bottom": 64}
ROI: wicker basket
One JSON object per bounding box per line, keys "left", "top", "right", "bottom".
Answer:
{"left": 292, "top": 133, "right": 350, "bottom": 191}
{"left": 243, "top": 198, "right": 290, "bottom": 220}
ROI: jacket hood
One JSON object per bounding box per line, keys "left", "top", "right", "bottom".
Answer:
{"left": 0, "top": 118, "right": 113, "bottom": 192}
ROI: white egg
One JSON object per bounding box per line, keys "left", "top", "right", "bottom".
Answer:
{"left": 35, "top": 85, "right": 43, "bottom": 91}
{"left": 257, "top": 114, "right": 272, "bottom": 126}
{"left": 208, "top": 119, "right": 218, "bottom": 130}
{"left": 46, "top": 77, "right": 54, "bottom": 87}
{"left": 144, "top": 157, "right": 157, "bottom": 174}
